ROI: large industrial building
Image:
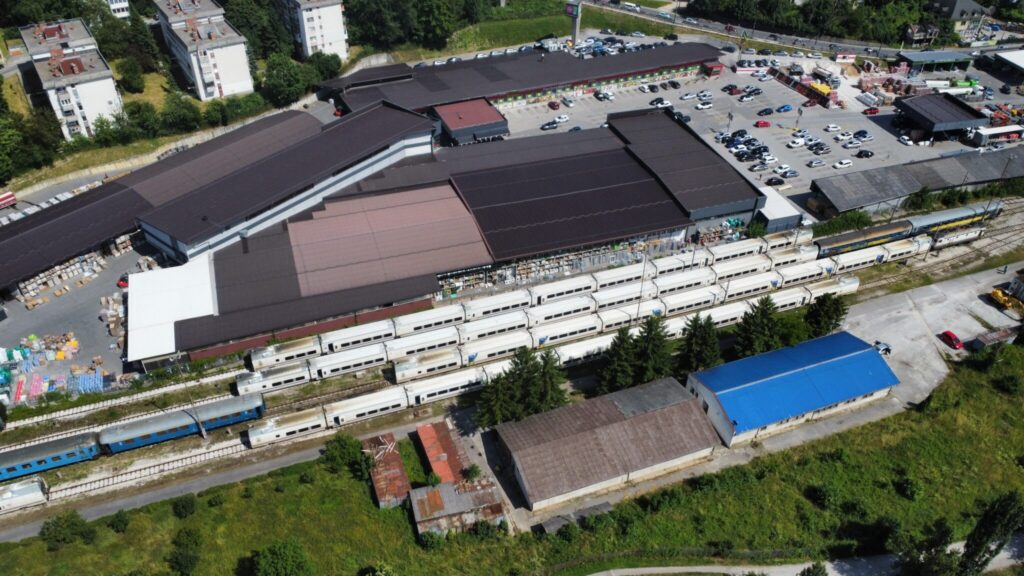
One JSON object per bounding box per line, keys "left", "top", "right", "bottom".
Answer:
{"left": 688, "top": 332, "right": 899, "bottom": 447}
{"left": 153, "top": 0, "right": 254, "bottom": 101}
{"left": 893, "top": 93, "right": 988, "bottom": 138}
{"left": 809, "top": 147, "right": 1021, "bottom": 216}
{"left": 496, "top": 378, "right": 720, "bottom": 510}
{"left": 19, "top": 20, "right": 123, "bottom": 141}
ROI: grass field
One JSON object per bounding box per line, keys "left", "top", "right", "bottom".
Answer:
{"left": 3, "top": 343, "right": 1022, "bottom": 575}
{"left": 3, "top": 75, "right": 31, "bottom": 118}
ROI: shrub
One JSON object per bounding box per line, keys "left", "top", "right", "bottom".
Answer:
{"left": 172, "top": 494, "right": 197, "bottom": 519}
{"left": 419, "top": 530, "right": 446, "bottom": 550}
{"left": 168, "top": 527, "right": 202, "bottom": 576}
{"left": 427, "top": 471, "right": 442, "bottom": 486}
{"left": 804, "top": 484, "right": 838, "bottom": 510}
{"left": 469, "top": 520, "right": 504, "bottom": 540}
{"left": 207, "top": 493, "right": 226, "bottom": 508}
{"left": 321, "top": 432, "right": 373, "bottom": 480}
{"left": 894, "top": 475, "right": 921, "bottom": 501}
{"left": 242, "top": 486, "right": 254, "bottom": 499}
{"left": 463, "top": 463, "right": 482, "bottom": 482}
{"left": 274, "top": 484, "right": 286, "bottom": 493}
{"left": 299, "top": 471, "right": 316, "bottom": 485}
{"left": 556, "top": 521, "right": 581, "bottom": 543}
{"left": 108, "top": 509, "right": 130, "bottom": 534}
{"left": 994, "top": 374, "right": 1022, "bottom": 395}
{"left": 707, "top": 539, "right": 735, "bottom": 557}
{"left": 39, "top": 510, "right": 95, "bottom": 551}
{"left": 253, "top": 539, "right": 315, "bottom": 576}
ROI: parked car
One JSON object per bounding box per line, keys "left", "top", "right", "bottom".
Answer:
{"left": 760, "top": 155, "right": 779, "bottom": 164}
{"left": 781, "top": 169, "right": 799, "bottom": 178}
{"left": 681, "top": 92, "right": 697, "bottom": 100}
{"left": 721, "top": 84, "right": 737, "bottom": 93}
{"left": 807, "top": 159, "right": 825, "bottom": 168}
{"left": 824, "top": 124, "right": 841, "bottom": 132}
{"left": 863, "top": 107, "right": 880, "bottom": 115}
{"left": 773, "top": 164, "right": 792, "bottom": 174}
{"left": 561, "top": 96, "right": 575, "bottom": 107}
{"left": 765, "top": 177, "right": 785, "bottom": 186}
{"left": 757, "top": 107, "right": 774, "bottom": 116}
{"left": 673, "top": 112, "right": 691, "bottom": 124}
{"left": 117, "top": 274, "right": 129, "bottom": 289}
{"left": 648, "top": 84, "right": 660, "bottom": 92}
{"left": 541, "top": 121, "right": 560, "bottom": 130}
{"left": 939, "top": 330, "right": 963, "bottom": 350}
{"left": 858, "top": 133, "right": 874, "bottom": 142}
{"left": 835, "top": 131, "right": 853, "bottom": 141}
{"left": 630, "top": 31, "right": 645, "bottom": 37}
{"left": 899, "top": 135, "right": 913, "bottom": 145}
{"left": 739, "top": 94, "right": 754, "bottom": 102}
{"left": 668, "top": 80, "right": 681, "bottom": 89}
{"left": 802, "top": 99, "right": 817, "bottom": 107}
{"left": 548, "top": 101, "right": 561, "bottom": 110}
{"left": 750, "top": 163, "right": 771, "bottom": 172}
{"left": 754, "top": 119, "right": 771, "bottom": 128}
{"left": 554, "top": 114, "right": 570, "bottom": 123}
{"left": 731, "top": 129, "right": 748, "bottom": 139}
{"left": 843, "top": 139, "right": 862, "bottom": 149}
{"left": 804, "top": 136, "right": 821, "bottom": 146}
{"left": 856, "top": 149, "right": 875, "bottom": 158}
{"left": 696, "top": 101, "right": 713, "bottom": 110}
{"left": 776, "top": 104, "right": 793, "bottom": 113}
{"left": 787, "top": 138, "right": 805, "bottom": 148}
{"left": 833, "top": 159, "right": 852, "bottom": 169}
{"left": 792, "top": 129, "right": 809, "bottom": 138}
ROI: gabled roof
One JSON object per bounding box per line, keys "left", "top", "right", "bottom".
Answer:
{"left": 695, "top": 332, "right": 899, "bottom": 434}
{"left": 496, "top": 378, "right": 719, "bottom": 506}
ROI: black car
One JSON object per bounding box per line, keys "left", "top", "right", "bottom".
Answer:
{"left": 1001, "top": 84, "right": 1012, "bottom": 94}
{"left": 660, "top": 82, "right": 669, "bottom": 90}
{"left": 673, "top": 111, "right": 691, "bottom": 124}
{"left": 759, "top": 48, "right": 772, "bottom": 55}
{"left": 856, "top": 149, "right": 875, "bottom": 158}
{"left": 765, "top": 177, "right": 785, "bottom": 186}
{"left": 813, "top": 147, "right": 832, "bottom": 155}
{"left": 722, "top": 84, "right": 738, "bottom": 92}
{"left": 722, "top": 45, "right": 736, "bottom": 53}
{"left": 749, "top": 88, "right": 763, "bottom": 96}
{"left": 757, "top": 107, "right": 773, "bottom": 116}
{"left": 568, "top": 126, "right": 582, "bottom": 132}
{"left": 649, "top": 97, "right": 666, "bottom": 106}
{"left": 731, "top": 129, "right": 748, "bottom": 139}
{"left": 665, "top": 33, "right": 679, "bottom": 41}
{"left": 648, "top": 84, "right": 659, "bottom": 92}
{"left": 668, "top": 80, "right": 681, "bottom": 89}
{"left": 853, "top": 129, "right": 869, "bottom": 139}
{"left": 601, "top": 28, "right": 614, "bottom": 34}
{"left": 595, "top": 92, "right": 608, "bottom": 101}
{"left": 540, "top": 121, "right": 560, "bottom": 131}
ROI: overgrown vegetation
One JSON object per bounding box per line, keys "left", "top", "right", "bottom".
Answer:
{"left": 811, "top": 210, "right": 872, "bottom": 237}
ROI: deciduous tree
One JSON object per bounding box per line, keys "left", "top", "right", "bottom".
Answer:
{"left": 253, "top": 539, "right": 315, "bottom": 576}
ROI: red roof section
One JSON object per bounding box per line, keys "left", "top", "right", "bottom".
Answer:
{"left": 363, "top": 433, "right": 411, "bottom": 507}
{"left": 434, "top": 99, "right": 506, "bottom": 131}
{"left": 416, "top": 422, "right": 464, "bottom": 484}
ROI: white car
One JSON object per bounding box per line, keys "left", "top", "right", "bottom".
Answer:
{"left": 639, "top": 85, "right": 649, "bottom": 93}
{"left": 505, "top": 47, "right": 517, "bottom": 54}
{"left": 804, "top": 136, "right": 821, "bottom": 146}
{"left": 835, "top": 131, "right": 854, "bottom": 141}
{"left": 727, "top": 144, "right": 748, "bottom": 154}
{"left": 738, "top": 94, "right": 754, "bottom": 102}
{"left": 561, "top": 96, "right": 575, "bottom": 108}
{"left": 833, "top": 159, "right": 853, "bottom": 169}
{"left": 787, "top": 138, "right": 805, "bottom": 148}
{"left": 769, "top": 59, "right": 781, "bottom": 67}
{"left": 793, "top": 51, "right": 806, "bottom": 57}
{"left": 807, "top": 159, "right": 825, "bottom": 168}
{"left": 842, "top": 139, "right": 862, "bottom": 149}
{"left": 602, "top": 91, "right": 616, "bottom": 101}
{"left": 824, "top": 124, "right": 841, "bottom": 132}
{"left": 773, "top": 164, "right": 792, "bottom": 174}
{"left": 792, "top": 129, "right": 809, "bottom": 138}
{"left": 899, "top": 135, "right": 913, "bottom": 146}
{"left": 697, "top": 90, "right": 713, "bottom": 98}
{"left": 655, "top": 100, "right": 672, "bottom": 108}
{"left": 809, "top": 52, "right": 823, "bottom": 59}
{"left": 625, "top": 42, "right": 640, "bottom": 49}
{"left": 696, "top": 101, "right": 713, "bottom": 110}
{"left": 761, "top": 155, "right": 779, "bottom": 164}
{"left": 859, "top": 133, "right": 874, "bottom": 142}
{"left": 681, "top": 92, "right": 697, "bottom": 100}
{"left": 554, "top": 114, "right": 570, "bottom": 123}
{"left": 684, "top": 17, "right": 698, "bottom": 24}
{"left": 759, "top": 74, "right": 772, "bottom": 82}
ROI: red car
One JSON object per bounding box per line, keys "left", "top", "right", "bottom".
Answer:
{"left": 863, "top": 107, "right": 880, "bottom": 115}
{"left": 729, "top": 87, "right": 744, "bottom": 95}
{"left": 939, "top": 330, "right": 963, "bottom": 350}
{"left": 754, "top": 120, "right": 771, "bottom": 128}
{"left": 548, "top": 101, "right": 561, "bottom": 110}
{"left": 117, "top": 274, "right": 129, "bottom": 289}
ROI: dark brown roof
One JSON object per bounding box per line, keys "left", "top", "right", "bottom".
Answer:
{"left": 608, "top": 110, "right": 764, "bottom": 219}
{"left": 451, "top": 147, "right": 690, "bottom": 260}
{"left": 435, "top": 98, "right": 506, "bottom": 131}
{"left": 138, "top": 102, "right": 435, "bottom": 245}
{"left": 496, "top": 378, "right": 720, "bottom": 506}
{"left": 0, "top": 112, "right": 321, "bottom": 289}
{"left": 332, "top": 43, "right": 722, "bottom": 112}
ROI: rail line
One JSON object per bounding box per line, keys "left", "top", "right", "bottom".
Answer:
{"left": 265, "top": 379, "right": 390, "bottom": 416}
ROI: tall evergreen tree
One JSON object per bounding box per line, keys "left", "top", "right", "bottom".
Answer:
{"left": 957, "top": 491, "right": 1024, "bottom": 576}
{"left": 634, "top": 316, "right": 674, "bottom": 383}
{"left": 734, "top": 296, "right": 782, "bottom": 357}
{"left": 805, "top": 292, "right": 849, "bottom": 338}
{"left": 598, "top": 328, "right": 636, "bottom": 394}
{"left": 506, "top": 346, "right": 541, "bottom": 413}
{"left": 676, "top": 313, "right": 720, "bottom": 375}
{"left": 535, "top": 349, "right": 568, "bottom": 411}
{"left": 475, "top": 372, "right": 518, "bottom": 428}
{"left": 125, "top": 11, "right": 161, "bottom": 72}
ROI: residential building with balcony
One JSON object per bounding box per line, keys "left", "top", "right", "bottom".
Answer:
{"left": 278, "top": 0, "right": 348, "bottom": 60}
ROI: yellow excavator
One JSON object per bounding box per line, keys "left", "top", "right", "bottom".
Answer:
{"left": 992, "top": 288, "right": 1024, "bottom": 316}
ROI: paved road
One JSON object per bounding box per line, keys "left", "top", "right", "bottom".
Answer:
{"left": 589, "top": 534, "right": 1024, "bottom": 575}
{"left": 582, "top": 0, "right": 1023, "bottom": 59}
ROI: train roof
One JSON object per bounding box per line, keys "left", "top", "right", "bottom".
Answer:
{"left": 723, "top": 270, "right": 781, "bottom": 289}
{"left": 0, "top": 433, "right": 99, "bottom": 470}
{"left": 249, "top": 407, "right": 325, "bottom": 433}
{"left": 99, "top": 395, "right": 263, "bottom": 444}
{"left": 529, "top": 275, "right": 596, "bottom": 293}
{"left": 660, "top": 284, "right": 725, "bottom": 305}
{"left": 710, "top": 253, "right": 772, "bottom": 273}
{"left": 458, "top": 311, "right": 528, "bottom": 332}
{"left": 238, "top": 362, "right": 309, "bottom": 381}
{"left": 904, "top": 201, "right": 1003, "bottom": 230}
{"left": 460, "top": 330, "right": 533, "bottom": 352}
{"left": 813, "top": 221, "right": 912, "bottom": 250}
{"left": 404, "top": 368, "right": 486, "bottom": 392}
{"left": 319, "top": 320, "right": 395, "bottom": 343}
{"left": 708, "top": 238, "right": 766, "bottom": 258}
{"left": 461, "top": 290, "right": 530, "bottom": 313}
{"left": 308, "top": 344, "right": 386, "bottom": 369}
{"left": 323, "top": 386, "right": 407, "bottom": 415}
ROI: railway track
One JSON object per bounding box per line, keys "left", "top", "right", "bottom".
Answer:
{"left": 265, "top": 379, "right": 389, "bottom": 416}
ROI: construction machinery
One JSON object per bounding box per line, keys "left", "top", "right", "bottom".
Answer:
{"left": 991, "top": 287, "right": 1024, "bottom": 317}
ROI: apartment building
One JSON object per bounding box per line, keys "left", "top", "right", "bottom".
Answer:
{"left": 108, "top": 0, "right": 131, "bottom": 19}
{"left": 153, "top": 0, "right": 254, "bottom": 101}
{"left": 19, "top": 20, "right": 123, "bottom": 140}
{"left": 278, "top": 0, "right": 348, "bottom": 60}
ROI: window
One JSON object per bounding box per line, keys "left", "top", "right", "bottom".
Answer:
{"left": 6, "top": 467, "right": 17, "bottom": 473}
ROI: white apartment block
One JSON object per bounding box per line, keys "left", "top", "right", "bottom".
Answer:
{"left": 108, "top": 0, "right": 131, "bottom": 19}
{"left": 153, "top": 0, "right": 254, "bottom": 101}
{"left": 279, "top": 0, "right": 348, "bottom": 60}
{"left": 19, "top": 20, "right": 123, "bottom": 141}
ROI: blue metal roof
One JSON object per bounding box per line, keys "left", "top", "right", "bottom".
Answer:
{"left": 696, "top": 332, "right": 899, "bottom": 434}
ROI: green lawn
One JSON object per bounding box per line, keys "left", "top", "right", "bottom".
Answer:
{"left": 3, "top": 343, "right": 1023, "bottom": 575}
{"left": 3, "top": 75, "right": 31, "bottom": 118}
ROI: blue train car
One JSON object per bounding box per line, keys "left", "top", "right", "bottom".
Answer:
{"left": 99, "top": 395, "right": 265, "bottom": 454}
{"left": 0, "top": 433, "right": 101, "bottom": 482}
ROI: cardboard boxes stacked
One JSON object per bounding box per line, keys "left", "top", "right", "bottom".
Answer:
{"left": 100, "top": 292, "right": 126, "bottom": 350}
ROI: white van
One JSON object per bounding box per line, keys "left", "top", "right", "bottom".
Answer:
{"left": 622, "top": 2, "right": 641, "bottom": 12}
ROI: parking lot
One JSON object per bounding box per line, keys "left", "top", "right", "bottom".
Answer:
{"left": 500, "top": 41, "right": 1024, "bottom": 216}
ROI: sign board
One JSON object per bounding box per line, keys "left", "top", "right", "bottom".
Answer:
{"left": 565, "top": 0, "right": 580, "bottom": 18}
{"left": 834, "top": 53, "right": 857, "bottom": 63}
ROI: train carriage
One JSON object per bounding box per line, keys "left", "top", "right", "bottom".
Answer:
{"left": 883, "top": 236, "right": 932, "bottom": 261}
{"left": 457, "top": 311, "right": 529, "bottom": 343}
{"left": 461, "top": 290, "right": 531, "bottom": 320}
{"left": 592, "top": 262, "right": 656, "bottom": 290}
{"left": 591, "top": 281, "right": 659, "bottom": 311}
{"left": 0, "top": 477, "right": 48, "bottom": 514}
{"left": 234, "top": 362, "right": 312, "bottom": 395}
{"left": 248, "top": 337, "right": 322, "bottom": 371}
{"left": 652, "top": 267, "right": 717, "bottom": 296}
{"left": 384, "top": 327, "right": 460, "bottom": 361}
{"left": 460, "top": 331, "right": 533, "bottom": 365}
{"left": 933, "top": 227, "right": 985, "bottom": 249}
{"left": 767, "top": 287, "right": 812, "bottom": 311}
{"left": 528, "top": 275, "right": 597, "bottom": 306}
{"left": 708, "top": 238, "right": 768, "bottom": 262}
{"left": 0, "top": 433, "right": 101, "bottom": 482}
{"left": 763, "top": 228, "right": 813, "bottom": 251}
{"left": 722, "top": 271, "right": 783, "bottom": 301}
{"left": 814, "top": 222, "right": 912, "bottom": 258}
{"left": 805, "top": 276, "right": 860, "bottom": 300}
{"left": 404, "top": 368, "right": 488, "bottom": 406}
{"left": 905, "top": 201, "right": 1003, "bottom": 234}
{"left": 319, "top": 320, "right": 396, "bottom": 354}
{"left": 552, "top": 333, "right": 617, "bottom": 366}
{"left": 525, "top": 296, "right": 596, "bottom": 327}
{"left": 660, "top": 285, "right": 726, "bottom": 317}
{"left": 711, "top": 254, "right": 773, "bottom": 281}
{"left": 393, "top": 350, "right": 463, "bottom": 383}
{"left": 597, "top": 300, "right": 665, "bottom": 332}
{"left": 704, "top": 300, "right": 754, "bottom": 327}
{"left": 651, "top": 249, "right": 713, "bottom": 275}
{"left": 308, "top": 345, "right": 388, "bottom": 380}
{"left": 530, "top": 315, "right": 603, "bottom": 348}
{"left": 767, "top": 245, "right": 819, "bottom": 268}
{"left": 833, "top": 246, "right": 888, "bottom": 273}
{"left": 246, "top": 407, "right": 328, "bottom": 448}
{"left": 392, "top": 305, "right": 465, "bottom": 337}
{"left": 776, "top": 260, "right": 835, "bottom": 287}
{"left": 323, "top": 387, "right": 408, "bottom": 427}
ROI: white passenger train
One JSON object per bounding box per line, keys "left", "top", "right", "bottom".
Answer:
{"left": 237, "top": 234, "right": 927, "bottom": 395}
{"left": 245, "top": 273, "right": 859, "bottom": 448}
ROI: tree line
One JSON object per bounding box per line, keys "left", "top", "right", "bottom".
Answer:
{"left": 683, "top": 0, "right": 959, "bottom": 46}
{"left": 344, "top": 0, "right": 492, "bottom": 49}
